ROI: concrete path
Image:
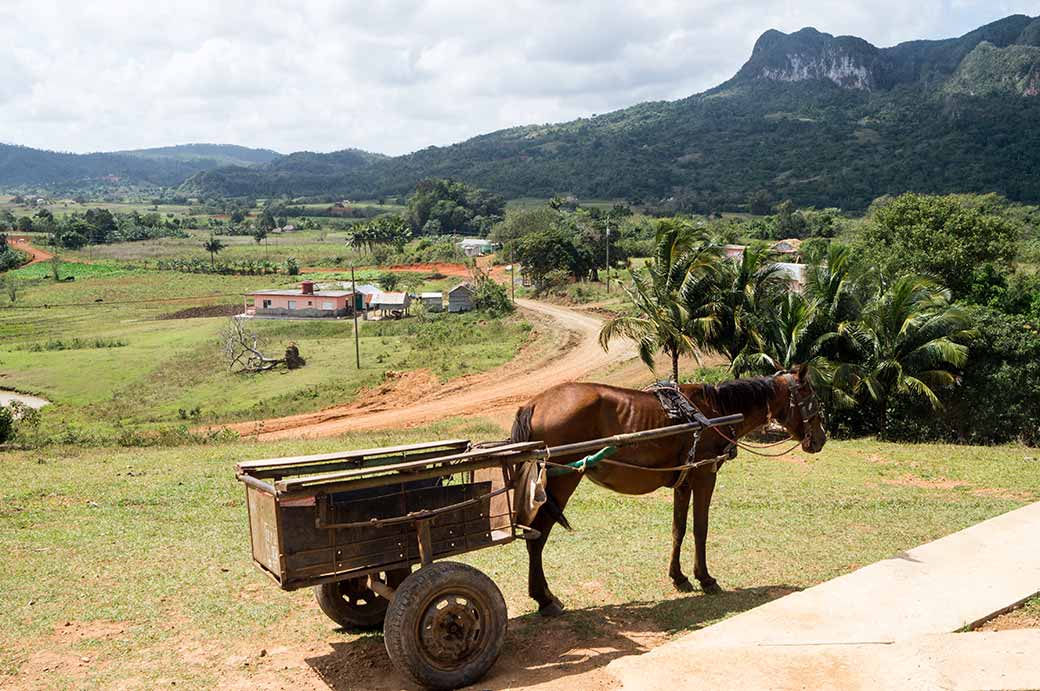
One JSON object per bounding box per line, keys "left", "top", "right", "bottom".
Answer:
{"left": 607, "top": 501, "right": 1040, "bottom": 689}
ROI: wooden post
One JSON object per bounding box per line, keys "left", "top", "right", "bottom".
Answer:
{"left": 351, "top": 264, "right": 360, "bottom": 369}
{"left": 416, "top": 519, "right": 433, "bottom": 565}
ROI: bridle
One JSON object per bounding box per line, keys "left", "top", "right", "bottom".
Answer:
{"left": 779, "top": 372, "right": 823, "bottom": 430}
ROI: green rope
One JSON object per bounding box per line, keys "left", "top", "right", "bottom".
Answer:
{"left": 546, "top": 445, "right": 618, "bottom": 476}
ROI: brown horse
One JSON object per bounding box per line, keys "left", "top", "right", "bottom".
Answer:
{"left": 510, "top": 365, "right": 827, "bottom": 616}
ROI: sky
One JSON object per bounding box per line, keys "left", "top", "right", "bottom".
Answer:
{"left": 0, "top": 1, "right": 1036, "bottom": 157}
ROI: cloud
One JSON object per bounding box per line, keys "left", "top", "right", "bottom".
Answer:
{"left": 0, "top": 0, "right": 1035, "bottom": 156}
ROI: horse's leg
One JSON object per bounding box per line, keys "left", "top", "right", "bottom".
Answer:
{"left": 527, "top": 472, "right": 582, "bottom": 617}
{"left": 668, "top": 481, "right": 694, "bottom": 592}
{"left": 691, "top": 469, "right": 721, "bottom": 594}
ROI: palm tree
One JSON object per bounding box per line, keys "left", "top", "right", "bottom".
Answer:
{"left": 682, "top": 243, "right": 787, "bottom": 376}
{"left": 203, "top": 235, "right": 225, "bottom": 268}
{"left": 838, "top": 275, "right": 972, "bottom": 437}
{"left": 599, "top": 221, "right": 717, "bottom": 381}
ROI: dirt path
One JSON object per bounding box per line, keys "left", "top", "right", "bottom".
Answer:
{"left": 222, "top": 299, "right": 637, "bottom": 440}
{"left": 5, "top": 235, "right": 53, "bottom": 265}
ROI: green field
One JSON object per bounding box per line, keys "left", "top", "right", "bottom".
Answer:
{"left": 1, "top": 426, "right": 1036, "bottom": 688}
{"left": 0, "top": 261, "right": 530, "bottom": 441}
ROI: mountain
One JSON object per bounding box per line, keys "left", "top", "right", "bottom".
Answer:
{"left": 0, "top": 143, "right": 279, "bottom": 192}
{"left": 117, "top": 144, "right": 281, "bottom": 167}
{"left": 182, "top": 14, "right": 1040, "bottom": 211}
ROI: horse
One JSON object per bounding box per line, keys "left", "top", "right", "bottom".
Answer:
{"left": 509, "top": 365, "right": 827, "bottom": 616}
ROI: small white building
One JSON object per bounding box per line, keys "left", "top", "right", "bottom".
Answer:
{"left": 775, "top": 262, "right": 807, "bottom": 293}
{"left": 457, "top": 238, "right": 495, "bottom": 257}
{"left": 420, "top": 291, "right": 444, "bottom": 312}
{"left": 448, "top": 283, "right": 474, "bottom": 313}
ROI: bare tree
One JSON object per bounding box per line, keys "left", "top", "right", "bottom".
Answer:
{"left": 220, "top": 318, "right": 305, "bottom": 373}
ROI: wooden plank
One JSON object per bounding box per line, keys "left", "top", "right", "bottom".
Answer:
{"left": 237, "top": 439, "right": 471, "bottom": 476}
{"left": 275, "top": 441, "right": 545, "bottom": 493}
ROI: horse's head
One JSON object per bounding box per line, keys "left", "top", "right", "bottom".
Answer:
{"left": 774, "top": 364, "right": 826, "bottom": 453}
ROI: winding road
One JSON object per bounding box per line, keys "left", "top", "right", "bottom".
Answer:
{"left": 224, "top": 298, "right": 638, "bottom": 440}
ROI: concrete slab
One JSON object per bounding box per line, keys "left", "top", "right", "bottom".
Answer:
{"left": 610, "top": 631, "right": 1040, "bottom": 691}
{"left": 607, "top": 502, "right": 1040, "bottom": 689}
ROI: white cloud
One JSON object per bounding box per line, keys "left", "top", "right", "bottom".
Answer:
{"left": 0, "top": 0, "right": 1035, "bottom": 156}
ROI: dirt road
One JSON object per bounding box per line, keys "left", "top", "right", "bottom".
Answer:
{"left": 223, "top": 299, "right": 637, "bottom": 440}
{"left": 5, "top": 235, "right": 53, "bottom": 265}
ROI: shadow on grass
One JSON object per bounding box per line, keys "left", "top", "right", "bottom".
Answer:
{"left": 305, "top": 584, "right": 798, "bottom": 690}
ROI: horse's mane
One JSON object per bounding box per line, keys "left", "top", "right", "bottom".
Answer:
{"left": 702, "top": 376, "right": 776, "bottom": 414}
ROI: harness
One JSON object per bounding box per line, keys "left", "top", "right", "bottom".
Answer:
{"left": 647, "top": 381, "right": 737, "bottom": 488}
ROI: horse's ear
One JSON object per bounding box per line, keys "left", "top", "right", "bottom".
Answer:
{"left": 796, "top": 363, "right": 808, "bottom": 380}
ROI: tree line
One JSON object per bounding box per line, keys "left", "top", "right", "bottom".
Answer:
{"left": 599, "top": 193, "right": 1039, "bottom": 444}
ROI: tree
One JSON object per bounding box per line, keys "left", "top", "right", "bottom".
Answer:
{"left": 748, "top": 190, "right": 772, "bottom": 215}
{"left": 682, "top": 243, "right": 787, "bottom": 375}
{"left": 836, "top": 276, "right": 971, "bottom": 437}
{"left": 378, "top": 271, "right": 400, "bottom": 291}
{"left": 252, "top": 225, "right": 268, "bottom": 246}
{"left": 863, "top": 193, "right": 1018, "bottom": 300}
{"left": 599, "top": 220, "right": 717, "bottom": 381}
{"left": 513, "top": 227, "right": 583, "bottom": 292}
{"left": 203, "top": 235, "right": 225, "bottom": 268}
{"left": 220, "top": 318, "right": 305, "bottom": 372}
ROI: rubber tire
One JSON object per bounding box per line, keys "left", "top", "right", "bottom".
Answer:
{"left": 383, "top": 562, "right": 507, "bottom": 690}
{"left": 314, "top": 568, "right": 410, "bottom": 630}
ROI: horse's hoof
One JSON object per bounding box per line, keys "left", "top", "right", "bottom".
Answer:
{"left": 700, "top": 579, "right": 722, "bottom": 595}
{"left": 673, "top": 578, "right": 695, "bottom": 593}
{"left": 538, "top": 598, "right": 566, "bottom": 617}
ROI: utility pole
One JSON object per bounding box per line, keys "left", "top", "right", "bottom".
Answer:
{"left": 605, "top": 220, "right": 611, "bottom": 294}
{"left": 510, "top": 245, "right": 516, "bottom": 304}
{"left": 351, "top": 264, "right": 360, "bottom": 369}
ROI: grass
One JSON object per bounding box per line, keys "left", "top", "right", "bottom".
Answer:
{"left": 0, "top": 265, "right": 531, "bottom": 438}
{"left": 1, "top": 430, "right": 1037, "bottom": 687}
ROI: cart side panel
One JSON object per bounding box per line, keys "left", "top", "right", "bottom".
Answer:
{"left": 277, "top": 478, "right": 511, "bottom": 589}
{"left": 246, "top": 486, "right": 282, "bottom": 582}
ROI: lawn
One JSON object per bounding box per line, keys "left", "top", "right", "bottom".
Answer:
{"left": 1, "top": 428, "right": 1037, "bottom": 688}
{"left": 0, "top": 264, "right": 531, "bottom": 439}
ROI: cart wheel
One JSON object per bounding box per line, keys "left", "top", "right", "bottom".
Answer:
{"left": 314, "top": 568, "right": 409, "bottom": 630}
{"left": 383, "top": 562, "right": 507, "bottom": 690}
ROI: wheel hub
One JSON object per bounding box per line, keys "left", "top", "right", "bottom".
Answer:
{"left": 419, "top": 595, "right": 483, "bottom": 665}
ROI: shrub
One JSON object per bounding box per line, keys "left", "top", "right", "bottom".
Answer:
{"left": 0, "top": 407, "right": 13, "bottom": 444}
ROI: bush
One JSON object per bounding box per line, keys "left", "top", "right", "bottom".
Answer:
{"left": 0, "top": 407, "right": 13, "bottom": 444}
{"left": 830, "top": 306, "right": 1040, "bottom": 445}
{"left": 285, "top": 256, "right": 300, "bottom": 276}
{"left": 473, "top": 276, "right": 513, "bottom": 316}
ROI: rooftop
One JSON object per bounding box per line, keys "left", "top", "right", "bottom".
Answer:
{"left": 250, "top": 289, "right": 354, "bottom": 298}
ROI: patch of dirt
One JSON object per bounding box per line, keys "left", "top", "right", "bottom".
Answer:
{"left": 866, "top": 454, "right": 895, "bottom": 465}
{"left": 53, "top": 620, "right": 130, "bottom": 643}
{"left": 215, "top": 299, "right": 639, "bottom": 440}
{"left": 5, "top": 235, "right": 54, "bottom": 266}
{"left": 969, "top": 487, "right": 1036, "bottom": 501}
{"left": 880, "top": 474, "right": 970, "bottom": 490}
{"left": 158, "top": 303, "right": 245, "bottom": 320}
{"left": 975, "top": 600, "right": 1040, "bottom": 631}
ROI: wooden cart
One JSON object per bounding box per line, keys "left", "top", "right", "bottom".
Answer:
{"left": 235, "top": 415, "right": 742, "bottom": 690}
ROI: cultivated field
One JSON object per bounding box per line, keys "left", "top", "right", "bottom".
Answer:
{"left": 1, "top": 425, "right": 1036, "bottom": 689}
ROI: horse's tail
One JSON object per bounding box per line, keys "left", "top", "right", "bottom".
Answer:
{"left": 510, "top": 404, "right": 534, "bottom": 443}
{"left": 510, "top": 404, "right": 573, "bottom": 532}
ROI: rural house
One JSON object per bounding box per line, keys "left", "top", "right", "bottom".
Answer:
{"left": 248, "top": 281, "right": 355, "bottom": 318}
{"left": 448, "top": 283, "right": 474, "bottom": 313}
{"left": 420, "top": 291, "right": 444, "bottom": 312}
{"left": 371, "top": 291, "right": 411, "bottom": 318}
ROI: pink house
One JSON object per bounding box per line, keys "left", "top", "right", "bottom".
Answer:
{"left": 247, "top": 281, "right": 356, "bottom": 318}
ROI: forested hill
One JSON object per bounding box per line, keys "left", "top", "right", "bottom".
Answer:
{"left": 183, "top": 14, "right": 1040, "bottom": 211}
{"left": 0, "top": 143, "right": 280, "bottom": 192}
